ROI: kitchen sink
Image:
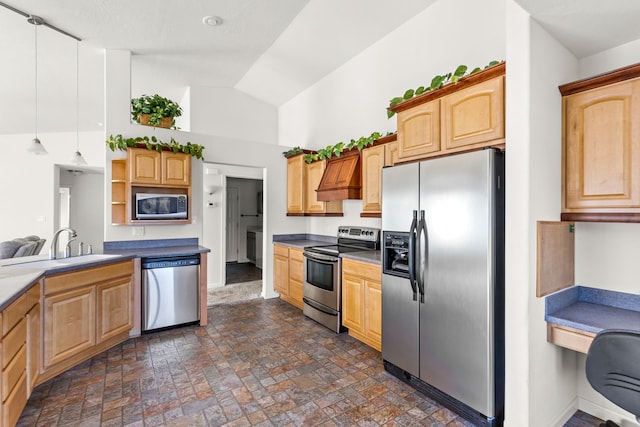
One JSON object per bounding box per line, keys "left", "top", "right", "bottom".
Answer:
{"left": 3, "top": 254, "right": 121, "bottom": 269}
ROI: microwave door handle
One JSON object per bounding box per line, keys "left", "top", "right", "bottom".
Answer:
{"left": 408, "top": 210, "right": 418, "bottom": 301}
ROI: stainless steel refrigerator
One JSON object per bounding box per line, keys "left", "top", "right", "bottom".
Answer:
{"left": 381, "top": 148, "right": 504, "bottom": 427}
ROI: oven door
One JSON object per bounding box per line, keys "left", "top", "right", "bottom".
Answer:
{"left": 303, "top": 251, "right": 341, "bottom": 310}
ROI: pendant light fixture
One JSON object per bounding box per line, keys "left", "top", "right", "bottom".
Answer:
{"left": 26, "top": 15, "right": 47, "bottom": 155}
{"left": 69, "top": 39, "right": 87, "bottom": 166}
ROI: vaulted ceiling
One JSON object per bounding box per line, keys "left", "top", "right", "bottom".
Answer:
{"left": 2, "top": 0, "right": 640, "bottom": 135}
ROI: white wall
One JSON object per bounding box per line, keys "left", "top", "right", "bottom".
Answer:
{"left": 279, "top": 0, "right": 505, "bottom": 237}
{"left": 189, "top": 87, "right": 278, "bottom": 145}
{"left": 0, "top": 130, "right": 105, "bottom": 244}
{"left": 59, "top": 169, "right": 105, "bottom": 252}
{"left": 104, "top": 49, "right": 304, "bottom": 300}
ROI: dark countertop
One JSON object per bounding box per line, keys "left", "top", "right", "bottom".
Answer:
{"left": 273, "top": 234, "right": 381, "bottom": 265}
{"left": 0, "top": 238, "right": 209, "bottom": 311}
{"left": 341, "top": 250, "right": 381, "bottom": 265}
{"left": 545, "top": 286, "right": 640, "bottom": 334}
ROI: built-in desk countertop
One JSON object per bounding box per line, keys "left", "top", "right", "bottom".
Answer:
{"left": 545, "top": 286, "right": 640, "bottom": 353}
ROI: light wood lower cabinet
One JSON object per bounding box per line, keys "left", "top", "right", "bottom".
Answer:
{"left": 341, "top": 258, "right": 382, "bottom": 351}
{"left": 40, "top": 260, "right": 134, "bottom": 384}
{"left": 273, "top": 244, "right": 304, "bottom": 309}
{"left": 1, "top": 290, "right": 30, "bottom": 427}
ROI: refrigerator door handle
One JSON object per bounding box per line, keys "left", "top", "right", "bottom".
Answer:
{"left": 408, "top": 210, "right": 418, "bottom": 301}
{"left": 416, "top": 210, "right": 426, "bottom": 303}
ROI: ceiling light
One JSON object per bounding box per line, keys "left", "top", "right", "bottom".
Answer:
{"left": 69, "top": 39, "right": 88, "bottom": 166}
{"left": 202, "top": 15, "right": 223, "bottom": 26}
{"left": 28, "top": 15, "right": 47, "bottom": 155}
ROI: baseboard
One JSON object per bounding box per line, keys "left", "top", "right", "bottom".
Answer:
{"left": 578, "top": 397, "right": 636, "bottom": 426}
{"left": 549, "top": 398, "right": 578, "bottom": 427}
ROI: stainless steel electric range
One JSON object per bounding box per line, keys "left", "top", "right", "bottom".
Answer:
{"left": 302, "top": 226, "right": 380, "bottom": 333}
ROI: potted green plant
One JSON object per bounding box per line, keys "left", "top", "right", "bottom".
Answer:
{"left": 131, "top": 94, "right": 183, "bottom": 129}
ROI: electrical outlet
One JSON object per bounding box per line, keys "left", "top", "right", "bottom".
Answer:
{"left": 36, "top": 215, "right": 46, "bottom": 222}
{"left": 132, "top": 226, "right": 145, "bottom": 236}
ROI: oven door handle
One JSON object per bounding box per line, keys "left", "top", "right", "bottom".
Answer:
{"left": 303, "top": 252, "right": 340, "bottom": 264}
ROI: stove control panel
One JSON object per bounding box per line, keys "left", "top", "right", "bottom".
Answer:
{"left": 337, "top": 226, "right": 380, "bottom": 242}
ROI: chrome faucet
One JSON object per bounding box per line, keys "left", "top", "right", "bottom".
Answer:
{"left": 49, "top": 227, "right": 77, "bottom": 259}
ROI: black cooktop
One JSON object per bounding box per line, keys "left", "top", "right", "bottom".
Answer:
{"left": 305, "top": 244, "right": 370, "bottom": 256}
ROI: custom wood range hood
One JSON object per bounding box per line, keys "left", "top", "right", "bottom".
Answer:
{"left": 316, "top": 149, "right": 362, "bottom": 201}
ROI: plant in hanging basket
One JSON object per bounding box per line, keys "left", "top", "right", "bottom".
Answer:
{"left": 131, "top": 94, "right": 183, "bottom": 129}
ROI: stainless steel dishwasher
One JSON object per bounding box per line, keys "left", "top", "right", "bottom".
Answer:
{"left": 141, "top": 254, "right": 200, "bottom": 332}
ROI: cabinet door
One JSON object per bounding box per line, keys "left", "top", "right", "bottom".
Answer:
{"left": 287, "top": 155, "right": 306, "bottom": 214}
{"left": 288, "top": 248, "right": 304, "bottom": 309}
{"left": 364, "top": 279, "right": 382, "bottom": 351}
{"left": 44, "top": 286, "right": 95, "bottom": 369}
{"left": 128, "top": 148, "right": 161, "bottom": 185}
{"left": 306, "top": 160, "right": 326, "bottom": 213}
{"left": 273, "top": 245, "right": 290, "bottom": 296}
{"left": 441, "top": 75, "right": 505, "bottom": 150}
{"left": 161, "top": 152, "right": 191, "bottom": 186}
{"left": 361, "top": 145, "right": 385, "bottom": 214}
{"left": 397, "top": 99, "right": 441, "bottom": 161}
{"left": 341, "top": 273, "right": 364, "bottom": 333}
{"left": 384, "top": 141, "right": 399, "bottom": 167}
{"left": 97, "top": 277, "right": 133, "bottom": 344}
{"left": 564, "top": 79, "right": 640, "bottom": 211}
{"left": 26, "top": 303, "right": 40, "bottom": 394}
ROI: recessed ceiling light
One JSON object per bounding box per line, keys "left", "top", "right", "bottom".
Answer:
{"left": 202, "top": 16, "right": 223, "bottom": 27}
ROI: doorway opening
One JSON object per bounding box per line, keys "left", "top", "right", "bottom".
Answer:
{"left": 225, "top": 177, "right": 263, "bottom": 285}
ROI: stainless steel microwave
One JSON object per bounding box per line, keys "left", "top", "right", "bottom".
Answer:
{"left": 135, "top": 193, "right": 188, "bottom": 220}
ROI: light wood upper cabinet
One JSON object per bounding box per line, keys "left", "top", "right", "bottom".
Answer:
{"left": 361, "top": 137, "right": 398, "bottom": 217}
{"left": 391, "top": 62, "right": 506, "bottom": 163}
{"left": 341, "top": 258, "right": 382, "bottom": 351}
{"left": 286, "top": 155, "right": 306, "bottom": 215}
{"left": 563, "top": 79, "right": 640, "bottom": 213}
{"left": 397, "top": 99, "right": 441, "bottom": 161}
{"left": 361, "top": 145, "right": 386, "bottom": 216}
{"left": 162, "top": 151, "right": 191, "bottom": 186}
{"left": 559, "top": 62, "right": 640, "bottom": 222}
{"left": 128, "top": 148, "right": 191, "bottom": 187}
{"left": 286, "top": 154, "right": 342, "bottom": 216}
{"left": 441, "top": 75, "right": 505, "bottom": 150}
{"left": 129, "top": 148, "right": 161, "bottom": 185}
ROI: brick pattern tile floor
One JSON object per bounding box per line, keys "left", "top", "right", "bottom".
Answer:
{"left": 18, "top": 298, "right": 598, "bottom": 427}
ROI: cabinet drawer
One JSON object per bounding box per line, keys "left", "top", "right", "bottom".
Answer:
{"left": 547, "top": 323, "right": 594, "bottom": 354}
{"left": 3, "top": 293, "right": 26, "bottom": 336}
{"left": 44, "top": 260, "right": 133, "bottom": 295}
{"left": 274, "top": 245, "right": 289, "bottom": 258}
{"left": 342, "top": 259, "right": 381, "bottom": 282}
{"left": 26, "top": 281, "right": 41, "bottom": 309}
{"left": 3, "top": 370, "right": 27, "bottom": 427}
{"left": 3, "top": 318, "right": 26, "bottom": 367}
{"left": 3, "top": 345, "right": 26, "bottom": 401}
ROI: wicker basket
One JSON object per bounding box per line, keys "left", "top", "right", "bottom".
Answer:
{"left": 139, "top": 114, "right": 173, "bottom": 129}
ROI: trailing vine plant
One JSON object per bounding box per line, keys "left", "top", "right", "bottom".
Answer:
{"left": 105, "top": 134, "right": 205, "bottom": 160}
{"left": 387, "top": 60, "right": 503, "bottom": 118}
{"left": 302, "top": 131, "right": 396, "bottom": 164}
{"left": 282, "top": 146, "right": 305, "bottom": 156}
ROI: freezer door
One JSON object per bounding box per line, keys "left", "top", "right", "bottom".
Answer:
{"left": 381, "top": 162, "right": 420, "bottom": 376}
{"left": 418, "top": 149, "right": 500, "bottom": 417}
{"left": 382, "top": 162, "right": 419, "bottom": 233}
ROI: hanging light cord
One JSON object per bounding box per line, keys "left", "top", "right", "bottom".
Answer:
{"left": 76, "top": 40, "right": 79, "bottom": 152}
{"left": 34, "top": 21, "right": 38, "bottom": 140}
